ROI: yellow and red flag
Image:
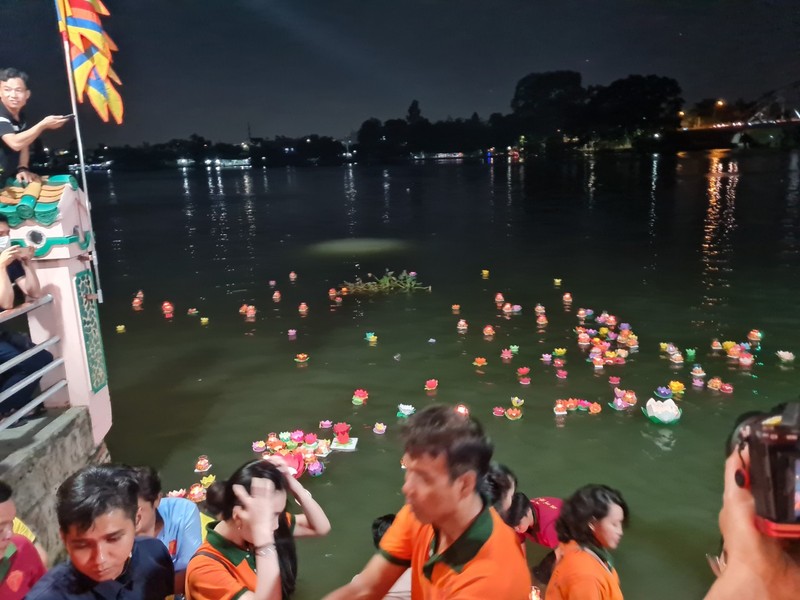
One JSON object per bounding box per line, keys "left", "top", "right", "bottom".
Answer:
{"left": 54, "top": 0, "right": 123, "bottom": 124}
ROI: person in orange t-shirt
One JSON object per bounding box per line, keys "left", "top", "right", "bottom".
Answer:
{"left": 322, "top": 405, "right": 531, "bottom": 600}
{"left": 547, "top": 484, "right": 629, "bottom": 600}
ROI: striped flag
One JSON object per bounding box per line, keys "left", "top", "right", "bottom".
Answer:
{"left": 55, "top": 0, "right": 124, "bottom": 124}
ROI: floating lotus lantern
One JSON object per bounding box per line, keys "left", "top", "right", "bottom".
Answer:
{"left": 245, "top": 305, "right": 257, "bottom": 319}
{"left": 116, "top": 325, "right": 126, "bottom": 333}
{"left": 535, "top": 304, "right": 546, "bottom": 315}
{"left": 472, "top": 357, "right": 487, "bottom": 367}
{"left": 187, "top": 483, "right": 206, "bottom": 503}
{"left": 272, "top": 291, "right": 282, "bottom": 302}
{"left": 512, "top": 304, "right": 522, "bottom": 313}
{"left": 692, "top": 378, "right": 704, "bottom": 388}
{"left": 365, "top": 332, "right": 377, "bottom": 342}
{"left": 747, "top": 329, "right": 762, "bottom": 343}
{"left": 328, "top": 288, "right": 337, "bottom": 298}
{"left": 194, "top": 455, "right": 212, "bottom": 473}
{"left": 289, "top": 271, "right": 298, "bottom": 281}
{"left": 654, "top": 386, "right": 673, "bottom": 400}
{"left": 294, "top": 353, "right": 309, "bottom": 363}
{"left": 481, "top": 269, "right": 490, "bottom": 279}
{"left": 319, "top": 420, "right": 333, "bottom": 429}
{"left": 352, "top": 389, "right": 369, "bottom": 405}
{"left": 457, "top": 319, "right": 468, "bottom": 332}
{"left": 553, "top": 358, "right": 565, "bottom": 368}
{"left": 483, "top": 325, "right": 495, "bottom": 337}
{"left": 690, "top": 364, "right": 706, "bottom": 377}
{"left": 519, "top": 377, "right": 531, "bottom": 385}
{"left": 509, "top": 345, "right": 520, "bottom": 354}
{"left": 502, "top": 303, "right": 513, "bottom": 314}
{"left": 505, "top": 407, "right": 522, "bottom": 420}
{"left": 536, "top": 315, "right": 548, "bottom": 326}
{"left": 516, "top": 366, "right": 530, "bottom": 377}
{"left": 777, "top": 350, "right": 795, "bottom": 363}
{"left": 643, "top": 398, "right": 681, "bottom": 424}
{"left": 609, "top": 376, "right": 621, "bottom": 385}
{"left": 167, "top": 489, "right": 187, "bottom": 498}
{"left": 424, "top": 379, "right": 439, "bottom": 391}
{"left": 187, "top": 308, "right": 198, "bottom": 315}
{"left": 494, "top": 293, "right": 505, "bottom": 303}
{"left": 200, "top": 317, "right": 209, "bottom": 326}
{"left": 720, "top": 383, "right": 734, "bottom": 394}
{"left": 556, "top": 369, "right": 568, "bottom": 379}
{"left": 553, "top": 348, "right": 567, "bottom": 357}
{"left": 298, "top": 302, "right": 309, "bottom": 315}
{"left": 562, "top": 293, "right": 573, "bottom": 303}
{"left": 707, "top": 377, "right": 722, "bottom": 390}
{"left": 511, "top": 396, "right": 524, "bottom": 407}
{"left": 711, "top": 339, "right": 722, "bottom": 351}
{"left": 373, "top": 423, "right": 387, "bottom": 434}
{"left": 500, "top": 348, "right": 513, "bottom": 360}
{"left": 288, "top": 329, "right": 297, "bottom": 339}
{"left": 668, "top": 381, "right": 685, "bottom": 395}
{"left": 252, "top": 440, "right": 267, "bottom": 453}
{"left": 161, "top": 301, "right": 174, "bottom": 318}
{"left": 455, "top": 404, "right": 470, "bottom": 417}
{"left": 553, "top": 400, "right": 568, "bottom": 415}
{"left": 307, "top": 461, "right": 325, "bottom": 477}
{"left": 553, "top": 278, "right": 562, "bottom": 287}
{"left": 397, "top": 404, "right": 416, "bottom": 418}
{"left": 451, "top": 304, "right": 461, "bottom": 314}
{"left": 333, "top": 422, "right": 351, "bottom": 445}
{"left": 589, "top": 402, "right": 602, "bottom": 415}
{"left": 132, "top": 297, "right": 143, "bottom": 310}
{"left": 492, "top": 406, "right": 505, "bottom": 416}
{"left": 201, "top": 475, "right": 216, "bottom": 488}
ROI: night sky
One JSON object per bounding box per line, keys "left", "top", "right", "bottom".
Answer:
{"left": 2, "top": 0, "right": 799, "bottom": 146}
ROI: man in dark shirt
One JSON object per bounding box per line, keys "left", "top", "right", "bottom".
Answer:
{"left": 26, "top": 465, "right": 175, "bottom": 600}
{"left": 0, "top": 67, "right": 70, "bottom": 183}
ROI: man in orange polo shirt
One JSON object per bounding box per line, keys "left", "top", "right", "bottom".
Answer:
{"left": 323, "top": 405, "right": 531, "bottom": 600}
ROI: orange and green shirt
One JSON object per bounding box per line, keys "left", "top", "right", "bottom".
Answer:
{"left": 379, "top": 503, "right": 531, "bottom": 600}
{"left": 185, "top": 515, "right": 295, "bottom": 600}
{"left": 547, "top": 540, "right": 624, "bottom": 600}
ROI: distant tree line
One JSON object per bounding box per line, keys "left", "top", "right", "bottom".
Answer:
{"left": 36, "top": 70, "right": 782, "bottom": 170}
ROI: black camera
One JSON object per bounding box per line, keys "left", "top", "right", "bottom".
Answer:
{"left": 730, "top": 402, "right": 800, "bottom": 538}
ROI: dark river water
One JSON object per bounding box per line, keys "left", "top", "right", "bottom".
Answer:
{"left": 89, "top": 150, "right": 800, "bottom": 599}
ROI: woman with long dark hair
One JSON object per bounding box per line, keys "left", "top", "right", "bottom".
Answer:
{"left": 186, "top": 457, "right": 330, "bottom": 600}
{"left": 547, "top": 484, "right": 629, "bottom": 600}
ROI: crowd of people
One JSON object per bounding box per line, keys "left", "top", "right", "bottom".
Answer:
{"left": 1, "top": 403, "right": 798, "bottom": 599}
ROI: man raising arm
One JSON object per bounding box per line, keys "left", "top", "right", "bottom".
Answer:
{"left": 0, "top": 68, "right": 70, "bottom": 184}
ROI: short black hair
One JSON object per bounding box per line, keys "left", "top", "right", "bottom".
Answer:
{"left": 0, "top": 215, "right": 9, "bottom": 225}
{"left": 371, "top": 514, "right": 395, "bottom": 548}
{"left": 480, "top": 463, "right": 518, "bottom": 509}
{"left": 0, "top": 68, "right": 29, "bottom": 86}
{"left": 132, "top": 466, "right": 162, "bottom": 504}
{"left": 555, "top": 484, "right": 629, "bottom": 548}
{"left": 56, "top": 465, "right": 139, "bottom": 533}
{"left": 504, "top": 492, "right": 531, "bottom": 529}
{"left": 0, "top": 480, "right": 12, "bottom": 503}
{"left": 401, "top": 404, "right": 493, "bottom": 482}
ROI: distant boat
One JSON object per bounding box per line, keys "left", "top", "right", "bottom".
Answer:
{"left": 69, "top": 160, "right": 113, "bottom": 172}
{"left": 204, "top": 158, "right": 251, "bottom": 170}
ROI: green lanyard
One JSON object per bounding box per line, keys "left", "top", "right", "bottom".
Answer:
{"left": 0, "top": 542, "right": 18, "bottom": 583}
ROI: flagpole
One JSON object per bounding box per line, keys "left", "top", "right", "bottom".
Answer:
{"left": 55, "top": 0, "right": 104, "bottom": 303}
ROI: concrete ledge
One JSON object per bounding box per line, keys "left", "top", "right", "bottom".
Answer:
{"left": 0, "top": 406, "right": 109, "bottom": 559}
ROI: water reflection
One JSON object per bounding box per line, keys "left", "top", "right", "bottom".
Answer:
{"left": 697, "top": 152, "right": 738, "bottom": 324}
{"left": 586, "top": 154, "right": 596, "bottom": 210}
{"left": 382, "top": 169, "right": 390, "bottom": 225}
{"left": 344, "top": 164, "right": 357, "bottom": 235}
{"left": 640, "top": 426, "right": 677, "bottom": 452}
{"left": 643, "top": 154, "right": 660, "bottom": 284}
{"left": 782, "top": 151, "right": 800, "bottom": 259}
{"left": 182, "top": 169, "right": 197, "bottom": 262}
